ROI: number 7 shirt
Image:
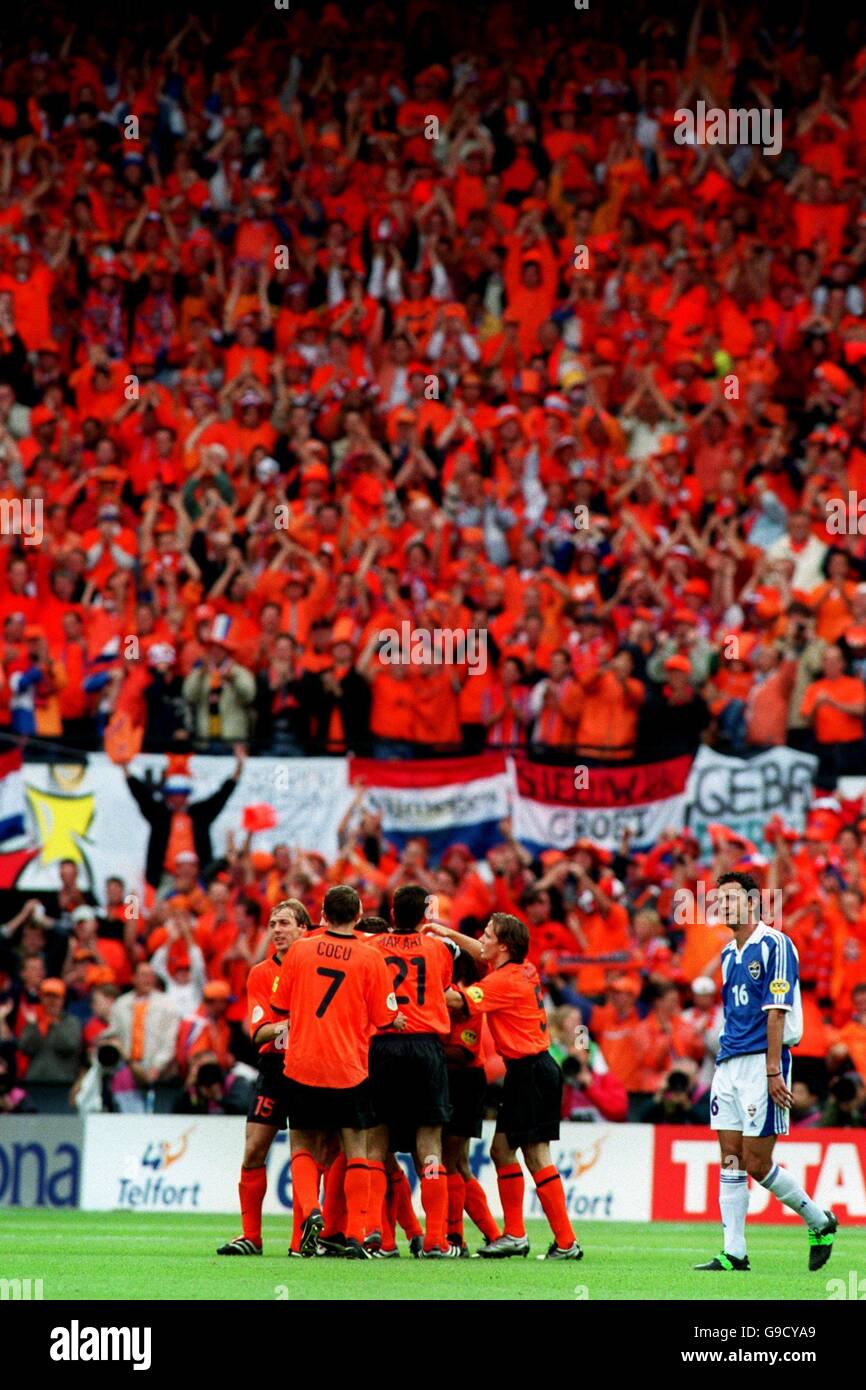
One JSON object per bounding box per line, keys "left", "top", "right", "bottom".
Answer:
{"left": 456, "top": 960, "right": 549, "bottom": 1060}
{"left": 272, "top": 931, "right": 398, "bottom": 1088}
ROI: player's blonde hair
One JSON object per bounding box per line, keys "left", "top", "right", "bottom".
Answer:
{"left": 270, "top": 898, "right": 312, "bottom": 931}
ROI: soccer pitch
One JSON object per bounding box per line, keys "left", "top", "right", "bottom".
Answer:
{"left": 2, "top": 1211, "right": 863, "bottom": 1301}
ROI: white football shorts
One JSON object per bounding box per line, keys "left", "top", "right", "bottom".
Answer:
{"left": 709, "top": 1051, "right": 792, "bottom": 1138}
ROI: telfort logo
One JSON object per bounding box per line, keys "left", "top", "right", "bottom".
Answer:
{"left": 378, "top": 622, "right": 488, "bottom": 675}
{"left": 673, "top": 101, "right": 782, "bottom": 157}
{"left": 49, "top": 1321, "right": 152, "bottom": 1372}
{"left": 0, "top": 497, "right": 42, "bottom": 545}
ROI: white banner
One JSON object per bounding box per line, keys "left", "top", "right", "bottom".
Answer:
{"left": 7, "top": 744, "right": 820, "bottom": 900}
{"left": 471, "top": 1121, "right": 653, "bottom": 1222}
{"left": 684, "top": 744, "right": 818, "bottom": 857}
{"left": 79, "top": 1115, "right": 653, "bottom": 1221}
{"left": 81, "top": 1113, "right": 247, "bottom": 1212}
{"left": 13, "top": 755, "right": 351, "bottom": 897}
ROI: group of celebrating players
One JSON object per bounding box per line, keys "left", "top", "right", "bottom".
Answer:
{"left": 217, "top": 870, "right": 844, "bottom": 1272}
{"left": 216, "top": 883, "right": 580, "bottom": 1260}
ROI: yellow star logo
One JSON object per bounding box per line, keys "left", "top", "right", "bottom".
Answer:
{"left": 25, "top": 785, "right": 95, "bottom": 865}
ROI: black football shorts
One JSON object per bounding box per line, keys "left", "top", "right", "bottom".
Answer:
{"left": 497, "top": 1050, "right": 562, "bottom": 1150}
{"left": 247, "top": 1055, "right": 291, "bottom": 1129}
{"left": 444, "top": 1065, "right": 486, "bottom": 1140}
{"left": 368, "top": 1033, "right": 451, "bottom": 1151}
{"left": 283, "top": 1076, "right": 375, "bottom": 1132}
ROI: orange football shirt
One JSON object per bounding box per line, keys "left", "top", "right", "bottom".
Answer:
{"left": 246, "top": 954, "right": 284, "bottom": 1056}
{"left": 273, "top": 931, "right": 397, "bottom": 1088}
{"left": 458, "top": 960, "right": 549, "bottom": 1059}
{"left": 370, "top": 931, "right": 454, "bottom": 1035}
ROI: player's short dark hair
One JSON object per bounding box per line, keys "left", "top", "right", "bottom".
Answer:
{"left": 322, "top": 885, "right": 361, "bottom": 926}
{"left": 453, "top": 950, "right": 482, "bottom": 986}
{"left": 716, "top": 870, "right": 761, "bottom": 898}
{"left": 490, "top": 912, "right": 529, "bottom": 964}
{"left": 392, "top": 884, "right": 428, "bottom": 932}
{"left": 359, "top": 915, "right": 389, "bottom": 934}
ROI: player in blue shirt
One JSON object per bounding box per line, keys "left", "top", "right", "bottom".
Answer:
{"left": 695, "top": 871, "right": 838, "bottom": 1273}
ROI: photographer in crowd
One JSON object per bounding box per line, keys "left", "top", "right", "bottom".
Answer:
{"left": 73, "top": 1030, "right": 145, "bottom": 1115}
{"left": 171, "top": 1048, "right": 251, "bottom": 1116}
{"left": 638, "top": 1062, "right": 708, "bottom": 1126}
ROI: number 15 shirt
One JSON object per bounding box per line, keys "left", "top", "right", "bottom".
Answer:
{"left": 272, "top": 931, "right": 398, "bottom": 1088}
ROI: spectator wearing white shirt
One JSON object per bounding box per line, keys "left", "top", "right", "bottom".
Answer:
{"left": 766, "top": 510, "right": 829, "bottom": 591}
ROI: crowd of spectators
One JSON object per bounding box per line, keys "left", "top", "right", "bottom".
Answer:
{"left": 3, "top": 3, "right": 866, "bottom": 1125}
{"left": 2, "top": 4, "right": 866, "bottom": 774}
{"left": 2, "top": 789, "right": 866, "bottom": 1125}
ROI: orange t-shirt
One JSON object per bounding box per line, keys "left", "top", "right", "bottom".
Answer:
{"left": 801, "top": 675, "right": 866, "bottom": 743}
{"left": 408, "top": 669, "right": 462, "bottom": 746}
{"left": 807, "top": 581, "right": 857, "bottom": 643}
{"left": 272, "top": 931, "right": 397, "bottom": 1088}
{"left": 590, "top": 1005, "right": 644, "bottom": 1091}
{"left": 458, "top": 960, "right": 548, "bottom": 1060}
{"left": 370, "top": 931, "right": 454, "bottom": 1035}
{"left": 574, "top": 669, "right": 644, "bottom": 760}
{"left": 165, "top": 812, "right": 196, "bottom": 875}
{"left": 369, "top": 669, "right": 415, "bottom": 741}
{"left": 828, "top": 1019, "right": 866, "bottom": 1079}
{"left": 571, "top": 903, "right": 631, "bottom": 996}
{"left": 246, "top": 953, "right": 283, "bottom": 1055}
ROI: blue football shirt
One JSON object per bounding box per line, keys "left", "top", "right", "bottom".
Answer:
{"left": 716, "top": 922, "right": 802, "bottom": 1062}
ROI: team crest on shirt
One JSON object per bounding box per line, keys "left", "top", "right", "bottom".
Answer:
{"left": 460, "top": 1029, "right": 478, "bottom": 1046}
{"left": 748, "top": 960, "right": 761, "bottom": 980}
{"left": 251, "top": 1005, "right": 264, "bottom": 1024}
{"left": 747, "top": 1104, "right": 757, "bottom": 1118}
{"left": 466, "top": 986, "right": 484, "bottom": 1005}
{"left": 769, "top": 978, "right": 789, "bottom": 996}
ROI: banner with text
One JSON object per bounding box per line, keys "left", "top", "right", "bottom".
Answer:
{"left": 684, "top": 744, "right": 819, "bottom": 857}
{"left": 348, "top": 754, "right": 510, "bottom": 860}
{"left": 0, "top": 1115, "right": 83, "bottom": 1209}
{"left": 77, "top": 1114, "right": 653, "bottom": 1221}
{"left": 3, "top": 744, "right": 820, "bottom": 898}
{"left": 80, "top": 1117, "right": 866, "bottom": 1224}
{"left": 652, "top": 1126, "right": 866, "bottom": 1225}
{"left": 510, "top": 754, "right": 693, "bottom": 853}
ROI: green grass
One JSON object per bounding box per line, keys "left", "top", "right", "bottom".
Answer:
{"left": 1, "top": 1210, "right": 862, "bottom": 1300}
